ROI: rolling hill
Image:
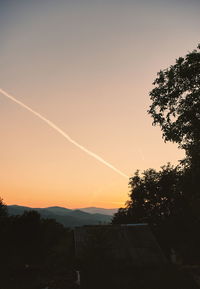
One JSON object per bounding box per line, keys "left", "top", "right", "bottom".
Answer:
{"left": 7, "top": 205, "right": 113, "bottom": 227}
{"left": 79, "top": 207, "right": 118, "bottom": 216}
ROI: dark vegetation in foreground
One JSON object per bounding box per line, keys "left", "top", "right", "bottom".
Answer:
{"left": 0, "top": 206, "right": 77, "bottom": 289}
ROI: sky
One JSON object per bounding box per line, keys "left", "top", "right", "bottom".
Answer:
{"left": 0, "top": 0, "right": 199, "bottom": 208}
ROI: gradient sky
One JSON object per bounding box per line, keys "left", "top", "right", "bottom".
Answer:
{"left": 0, "top": 0, "right": 199, "bottom": 208}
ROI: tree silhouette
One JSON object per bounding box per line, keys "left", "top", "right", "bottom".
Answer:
{"left": 148, "top": 45, "right": 200, "bottom": 186}
{"left": 112, "top": 164, "right": 200, "bottom": 262}
{"left": 149, "top": 45, "right": 200, "bottom": 204}
{"left": 0, "top": 197, "right": 8, "bottom": 217}
{"left": 113, "top": 164, "right": 187, "bottom": 225}
{"left": 113, "top": 45, "right": 200, "bottom": 264}
{"left": 148, "top": 45, "right": 200, "bottom": 153}
{"left": 0, "top": 206, "right": 75, "bottom": 288}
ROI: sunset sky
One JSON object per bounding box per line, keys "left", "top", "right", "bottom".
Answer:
{"left": 0, "top": 0, "right": 199, "bottom": 208}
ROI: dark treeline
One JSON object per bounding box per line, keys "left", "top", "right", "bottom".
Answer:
{"left": 0, "top": 202, "right": 76, "bottom": 289}
{"left": 113, "top": 45, "right": 200, "bottom": 265}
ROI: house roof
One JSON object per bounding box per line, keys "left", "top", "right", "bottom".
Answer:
{"left": 74, "top": 224, "right": 167, "bottom": 267}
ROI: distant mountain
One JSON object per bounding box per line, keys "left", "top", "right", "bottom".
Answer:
{"left": 79, "top": 207, "right": 118, "bottom": 216}
{"left": 45, "top": 206, "right": 72, "bottom": 215}
{"left": 7, "top": 205, "right": 112, "bottom": 227}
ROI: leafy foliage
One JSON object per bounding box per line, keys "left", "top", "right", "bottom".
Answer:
{"left": 0, "top": 202, "right": 76, "bottom": 289}
{"left": 0, "top": 197, "right": 8, "bottom": 217}
{"left": 148, "top": 44, "right": 200, "bottom": 157}
{"left": 113, "top": 164, "right": 200, "bottom": 263}
{"left": 114, "top": 45, "right": 200, "bottom": 264}
{"left": 113, "top": 164, "right": 187, "bottom": 225}
{"left": 149, "top": 45, "right": 200, "bottom": 199}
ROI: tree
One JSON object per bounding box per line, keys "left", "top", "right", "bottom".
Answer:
{"left": 148, "top": 45, "right": 200, "bottom": 162}
{"left": 0, "top": 197, "right": 8, "bottom": 217}
{"left": 112, "top": 165, "right": 200, "bottom": 261}
{"left": 113, "top": 45, "right": 200, "bottom": 263}
{"left": 113, "top": 164, "right": 187, "bottom": 226}
{"left": 148, "top": 44, "right": 200, "bottom": 202}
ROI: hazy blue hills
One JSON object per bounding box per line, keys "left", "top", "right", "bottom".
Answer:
{"left": 79, "top": 207, "right": 118, "bottom": 216}
{"left": 7, "top": 205, "right": 115, "bottom": 227}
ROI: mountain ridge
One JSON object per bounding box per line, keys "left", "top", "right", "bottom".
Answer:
{"left": 7, "top": 205, "right": 116, "bottom": 227}
{"left": 79, "top": 206, "right": 118, "bottom": 215}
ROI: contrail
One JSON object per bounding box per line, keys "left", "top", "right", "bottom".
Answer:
{"left": 0, "top": 88, "right": 129, "bottom": 179}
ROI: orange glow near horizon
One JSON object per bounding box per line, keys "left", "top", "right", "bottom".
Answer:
{"left": 1, "top": 0, "right": 199, "bottom": 209}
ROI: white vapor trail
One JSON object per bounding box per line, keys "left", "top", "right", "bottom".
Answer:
{"left": 0, "top": 88, "right": 129, "bottom": 179}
